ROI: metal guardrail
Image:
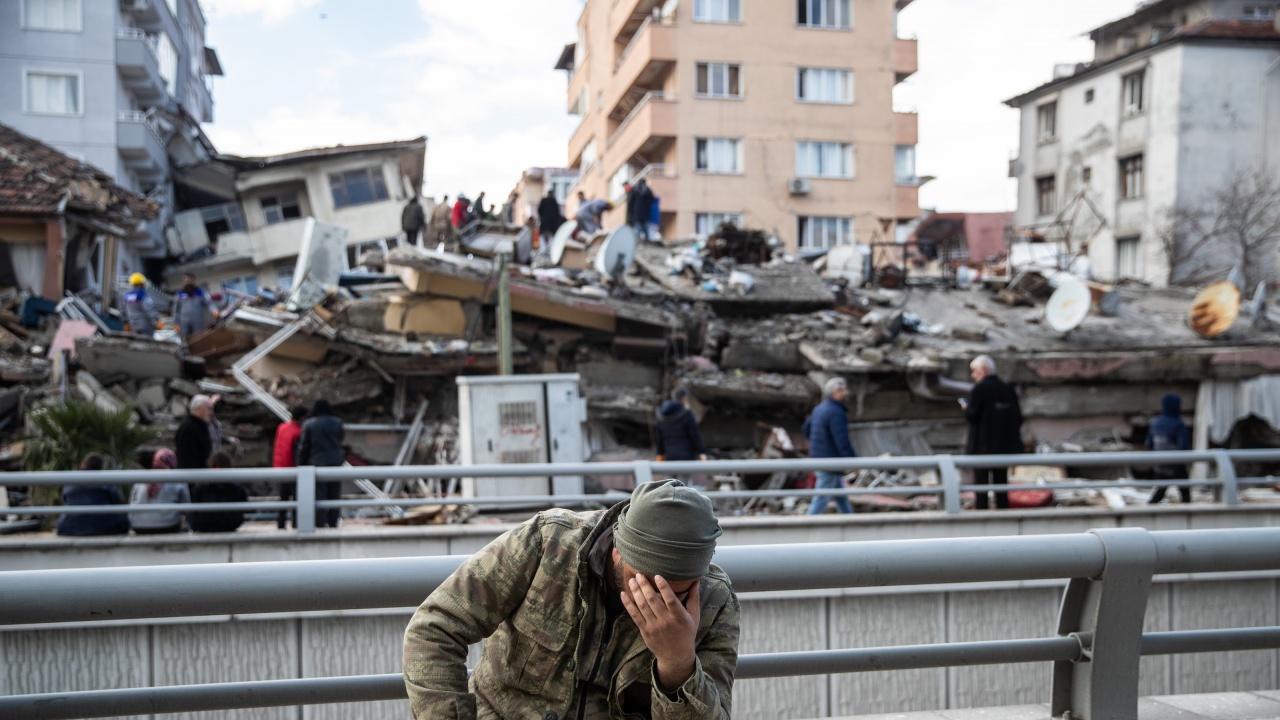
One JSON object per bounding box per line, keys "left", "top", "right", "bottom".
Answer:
{"left": 4, "top": 450, "right": 1279, "bottom": 533}
{"left": 607, "top": 90, "right": 670, "bottom": 147}
{"left": 613, "top": 13, "right": 673, "bottom": 71}
{"left": 1, "top": 528, "right": 1279, "bottom": 719}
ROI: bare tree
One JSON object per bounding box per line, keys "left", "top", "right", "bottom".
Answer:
{"left": 1159, "top": 170, "right": 1280, "bottom": 292}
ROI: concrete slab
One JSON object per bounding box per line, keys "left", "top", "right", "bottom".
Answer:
{"left": 1148, "top": 693, "right": 1280, "bottom": 720}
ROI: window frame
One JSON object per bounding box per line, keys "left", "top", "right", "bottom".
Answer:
{"left": 796, "top": 67, "right": 854, "bottom": 105}
{"left": 1242, "top": 4, "right": 1276, "bottom": 20}
{"left": 345, "top": 236, "right": 400, "bottom": 271}
{"left": 1115, "top": 236, "right": 1141, "bottom": 278}
{"left": 797, "top": 0, "right": 852, "bottom": 30}
{"left": 328, "top": 166, "right": 390, "bottom": 209}
{"left": 1036, "top": 175, "right": 1057, "bottom": 216}
{"left": 1121, "top": 69, "right": 1146, "bottom": 117}
{"left": 260, "top": 192, "right": 303, "bottom": 226}
{"left": 695, "top": 62, "right": 743, "bottom": 100}
{"left": 1119, "top": 154, "right": 1144, "bottom": 200}
{"left": 695, "top": 212, "right": 745, "bottom": 236}
{"left": 22, "top": 68, "right": 84, "bottom": 116}
{"left": 695, "top": 137, "right": 744, "bottom": 175}
{"left": 694, "top": 0, "right": 742, "bottom": 23}
{"left": 21, "top": 0, "right": 82, "bottom": 32}
{"left": 894, "top": 145, "right": 916, "bottom": 184}
{"left": 1036, "top": 102, "right": 1057, "bottom": 143}
{"left": 795, "top": 140, "right": 855, "bottom": 180}
{"left": 797, "top": 215, "right": 853, "bottom": 251}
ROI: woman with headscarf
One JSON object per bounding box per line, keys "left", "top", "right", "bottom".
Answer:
{"left": 128, "top": 448, "right": 191, "bottom": 534}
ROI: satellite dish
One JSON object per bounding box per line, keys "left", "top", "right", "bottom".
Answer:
{"left": 1045, "top": 280, "right": 1092, "bottom": 333}
{"left": 593, "top": 224, "right": 637, "bottom": 278}
{"left": 1250, "top": 283, "right": 1268, "bottom": 327}
{"left": 1189, "top": 280, "right": 1241, "bottom": 338}
{"left": 550, "top": 220, "right": 577, "bottom": 266}
{"left": 1227, "top": 266, "right": 1243, "bottom": 290}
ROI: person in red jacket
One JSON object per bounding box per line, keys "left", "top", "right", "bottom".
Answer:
{"left": 451, "top": 194, "right": 471, "bottom": 228}
{"left": 272, "top": 405, "right": 308, "bottom": 529}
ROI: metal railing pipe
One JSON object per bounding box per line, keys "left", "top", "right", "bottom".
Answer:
{"left": 1139, "top": 627, "right": 1280, "bottom": 655}
{"left": 1149, "top": 528, "right": 1280, "bottom": 574}
{"left": 734, "top": 637, "right": 1082, "bottom": 678}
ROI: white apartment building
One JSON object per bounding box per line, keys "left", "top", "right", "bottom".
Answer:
{"left": 1006, "top": 0, "right": 1280, "bottom": 285}
{"left": 166, "top": 138, "right": 428, "bottom": 295}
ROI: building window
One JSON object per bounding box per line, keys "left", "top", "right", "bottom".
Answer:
{"left": 274, "top": 265, "right": 294, "bottom": 291}
{"left": 1243, "top": 5, "right": 1276, "bottom": 20}
{"left": 1116, "top": 237, "right": 1140, "bottom": 277}
{"left": 549, "top": 176, "right": 575, "bottom": 205}
{"left": 1084, "top": 88, "right": 1094, "bottom": 103}
{"left": 22, "top": 0, "right": 81, "bottom": 31}
{"left": 157, "top": 31, "right": 179, "bottom": 97}
{"left": 1122, "top": 69, "right": 1145, "bottom": 115}
{"left": 895, "top": 145, "right": 916, "bottom": 184}
{"left": 798, "top": 216, "right": 853, "bottom": 251}
{"left": 796, "top": 141, "right": 854, "bottom": 179}
{"left": 580, "top": 139, "right": 597, "bottom": 173}
{"left": 796, "top": 67, "right": 853, "bottom": 104}
{"left": 797, "top": 0, "right": 851, "bottom": 29}
{"left": 24, "top": 71, "right": 81, "bottom": 115}
{"left": 1120, "top": 154, "right": 1144, "bottom": 199}
{"left": 1037, "top": 102, "right": 1057, "bottom": 142}
{"left": 696, "top": 212, "right": 744, "bottom": 236}
{"left": 1036, "top": 176, "right": 1056, "bottom": 215}
{"left": 201, "top": 202, "right": 245, "bottom": 240}
{"left": 261, "top": 193, "right": 302, "bottom": 225}
{"left": 695, "top": 63, "right": 742, "bottom": 99}
{"left": 346, "top": 237, "right": 399, "bottom": 270}
{"left": 222, "top": 274, "right": 259, "bottom": 297}
{"left": 1082, "top": 166, "right": 1092, "bottom": 185}
{"left": 329, "top": 167, "right": 390, "bottom": 209}
{"left": 694, "top": 0, "right": 741, "bottom": 22}
{"left": 696, "top": 138, "right": 743, "bottom": 174}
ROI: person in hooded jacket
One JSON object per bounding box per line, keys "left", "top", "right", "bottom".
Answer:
{"left": 128, "top": 448, "right": 190, "bottom": 534}
{"left": 56, "top": 453, "right": 130, "bottom": 537}
{"left": 297, "top": 399, "right": 345, "bottom": 528}
{"left": 273, "top": 405, "right": 308, "bottom": 529}
{"left": 537, "top": 188, "right": 565, "bottom": 239}
{"left": 1148, "top": 393, "right": 1192, "bottom": 504}
{"left": 653, "top": 387, "right": 707, "bottom": 486}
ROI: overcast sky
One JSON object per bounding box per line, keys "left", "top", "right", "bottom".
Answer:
{"left": 201, "top": 0, "right": 1140, "bottom": 213}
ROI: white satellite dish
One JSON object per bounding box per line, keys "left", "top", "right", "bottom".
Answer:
{"left": 593, "top": 225, "right": 637, "bottom": 278}
{"left": 550, "top": 220, "right": 578, "bottom": 266}
{"left": 1250, "top": 282, "right": 1268, "bottom": 326}
{"left": 1045, "top": 280, "right": 1092, "bottom": 333}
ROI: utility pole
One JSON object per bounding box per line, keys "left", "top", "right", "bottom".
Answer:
{"left": 497, "top": 253, "right": 513, "bottom": 375}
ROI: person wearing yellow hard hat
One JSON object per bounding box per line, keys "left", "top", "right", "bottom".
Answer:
{"left": 123, "top": 273, "right": 159, "bottom": 338}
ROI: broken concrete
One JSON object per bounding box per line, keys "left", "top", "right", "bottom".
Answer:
{"left": 75, "top": 335, "right": 183, "bottom": 380}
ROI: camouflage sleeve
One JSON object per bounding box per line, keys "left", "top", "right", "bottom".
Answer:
{"left": 652, "top": 588, "right": 740, "bottom": 720}
{"left": 402, "top": 516, "right": 544, "bottom": 720}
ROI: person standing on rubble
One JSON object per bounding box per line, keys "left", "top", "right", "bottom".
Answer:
{"left": 961, "top": 355, "right": 1024, "bottom": 511}
{"left": 430, "top": 194, "right": 454, "bottom": 248}
{"left": 175, "top": 395, "right": 215, "bottom": 470}
{"left": 297, "top": 399, "right": 345, "bottom": 528}
{"left": 174, "top": 273, "right": 215, "bottom": 338}
{"left": 272, "top": 405, "right": 308, "bottom": 529}
{"left": 626, "top": 179, "right": 655, "bottom": 242}
{"left": 451, "top": 194, "right": 470, "bottom": 229}
{"left": 124, "top": 273, "right": 159, "bottom": 338}
{"left": 401, "top": 195, "right": 427, "bottom": 247}
{"left": 538, "top": 188, "right": 565, "bottom": 242}
{"left": 471, "top": 192, "right": 488, "bottom": 224}
{"left": 403, "top": 478, "right": 738, "bottom": 720}
{"left": 654, "top": 387, "right": 707, "bottom": 486}
{"left": 576, "top": 197, "right": 613, "bottom": 236}
{"left": 1147, "top": 393, "right": 1192, "bottom": 504}
{"left": 803, "top": 378, "right": 858, "bottom": 515}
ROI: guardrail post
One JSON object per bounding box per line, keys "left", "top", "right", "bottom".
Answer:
{"left": 296, "top": 466, "right": 316, "bottom": 533}
{"left": 634, "top": 461, "right": 654, "bottom": 486}
{"left": 936, "top": 455, "right": 962, "bottom": 515}
{"left": 1051, "top": 528, "right": 1156, "bottom": 720}
{"left": 1210, "top": 450, "right": 1239, "bottom": 507}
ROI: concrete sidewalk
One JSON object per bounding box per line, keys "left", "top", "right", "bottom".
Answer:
{"left": 833, "top": 691, "right": 1280, "bottom": 720}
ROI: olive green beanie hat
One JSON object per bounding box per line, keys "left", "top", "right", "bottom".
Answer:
{"left": 614, "top": 479, "right": 722, "bottom": 581}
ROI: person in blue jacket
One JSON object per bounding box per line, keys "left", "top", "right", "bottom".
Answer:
{"left": 1148, "top": 393, "right": 1192, "bottom": 504}
{"left": 802, "top": 378, "right": 858, "bottom": 514}
{"left": 123, "top": 273, "right": 158, "bottom": 338}
{"left": 653, "top": 387, "right": 707, "bottom": 486}
{"left": 56, "top": 453, "right": 130, "bottom": 536}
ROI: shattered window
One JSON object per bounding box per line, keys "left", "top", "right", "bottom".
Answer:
{"left": 261, "top": 192, "right": 302, "bottom": 225}
{"left": 329, "top": 167, "right": 390, "bottom": 209}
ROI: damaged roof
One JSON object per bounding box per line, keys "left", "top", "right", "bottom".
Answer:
{"left": 215, "top": 136, "right": 428, "bottom": 171}
{"left": 0, "top": 123, "right": 159, "bottom": 229}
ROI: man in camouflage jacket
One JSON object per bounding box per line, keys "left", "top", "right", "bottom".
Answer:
{"left": 403, "top": 479, "right": 739, "bottom": 719}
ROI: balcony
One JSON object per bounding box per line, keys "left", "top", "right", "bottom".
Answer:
{"left": 894, "top": 111, "right": 919, "bottom": 145}
{"left": 250, "top": 217, "right": 310, "bottom": 264}
{"left": 610, "top": 0, "right": 664, "bottom": 45}
{"left": 566, "top": 54, "right": 590, "bottom": 114}
{"left": 894, "top": 37, "right": 918, "bottom": 83}
{"left": 568, "top": 120, "right": 596, "bottom": 172}
{"left": 115, "top": 29, "right": 166, "bottom": 105}
{"left": 117, "top": 112, "right": 166, "bottom": 180}
{"left": 607, "top": 17, "right": 677, "bottom": 119}
{"left": 607, "top": 93, "right": 677, "bottom": 162}
{"left": 895, "top": 183, "right": 921, "bottom": 220}
{"left": 609, "top": 163, "right": 678, "bottom": 211}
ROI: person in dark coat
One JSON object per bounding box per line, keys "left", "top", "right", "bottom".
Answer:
{"left": 175, "top": 395, "right": 215, "bottom": 470}
{"left": 1148, "top": 393, "right": 1192, "bottom": 504}
{"left": 190, "top": 451, "right": 247, "bottom": 533}
{"left": 56, "top": 453, "right": 130, "bottom": 536}
{"left": 537, "top": 189, "right": 565, "bottom": 239}
{"left": 962, "top": 355, "right": 1024, "bottom": 510}
{"left": 803, "top": 378, "right": 858, "bottom": 514}
{"left": 653, "top": 387, "right": 707, "bottom": 486}
{"left": 626, "top": 179, "right": 655, "bottom": 242}
{"left": 401, "top": 196, "right": 426, "bottom": 246}
{"left": 297, "top": 399, "right": 345, "bottom": 528}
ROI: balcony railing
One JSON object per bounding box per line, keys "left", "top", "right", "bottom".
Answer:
{"left": 613, "top": 13, "right": 674, "bottom": 72}
{"left": 2, "top": 526, "right": 1280, "bottom": 719}
{"left": 607, "top": 90, "right": 669, "bottom": 147}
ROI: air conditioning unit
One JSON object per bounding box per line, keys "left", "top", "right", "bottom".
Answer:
{"left": 788, "top": 177, "right": 811, "bottom": 195}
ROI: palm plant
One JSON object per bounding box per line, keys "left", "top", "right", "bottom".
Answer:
{"left": 22, "top": 401, "right": 159, "bottom": 509}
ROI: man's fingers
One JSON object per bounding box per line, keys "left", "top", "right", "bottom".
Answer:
{"left": 684, "top": 579, "right": 701, "bottom": 615}
{"left": 628, "top": 577, "right": 658, "bottom": 621}
{"left": 619, "top": 589, "right": 646, "bottom": 627}
{"left": 635, "top": 574, "right": 668, "bottom": 612}
{"left": 653, "top": 575, "right": 682, "bottom": 609}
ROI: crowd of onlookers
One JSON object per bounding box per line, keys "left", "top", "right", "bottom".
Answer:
{"left": 53, "top": 394, "right": 346, "bottom": 537}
